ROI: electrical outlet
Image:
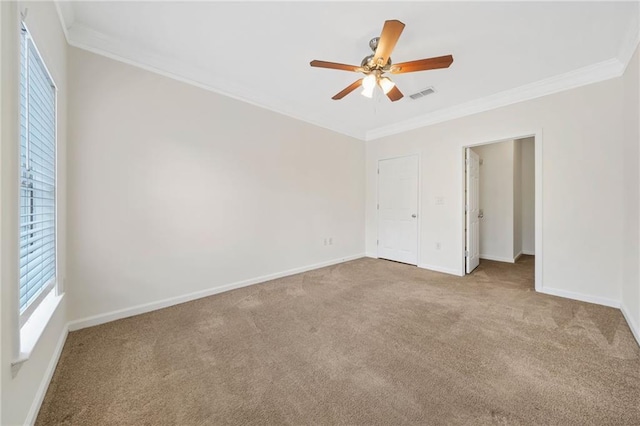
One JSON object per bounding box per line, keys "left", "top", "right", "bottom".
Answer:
{"left": 329, "top": 237, "right": 333, "bottom": 245}
{"left": 435, "top": 242, "right": 441, "bottom": 250}
{"left": 323, "top": 238, "right": 327, "bottom": 246}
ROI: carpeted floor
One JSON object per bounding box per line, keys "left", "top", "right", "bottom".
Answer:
{"left": 36, "top": 256, "right": 640, "bottom": 425}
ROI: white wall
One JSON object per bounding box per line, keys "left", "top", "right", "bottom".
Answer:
{"left": 621, "top": 44, "right": 640, "bottom": 343}
{"left": 1, "top": 2, "right": 68, "bottom": 425}
{"left": 66, "top": 48, "right": 365, "bottom": 323}
{"left": 366, "top": 68, "right": 626, "bottom": 305}
{"left": 520, "top": 137, "right": 535, "bottom": 255}
{"left": 471, "top": 140, "right": 515, "bottom": 262}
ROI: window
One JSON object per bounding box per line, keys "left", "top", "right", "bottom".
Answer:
{"left": 19, "top": 24, "right": 57, "bottom": 326}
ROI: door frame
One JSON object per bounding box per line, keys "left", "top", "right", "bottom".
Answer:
{"left": 461, "top": 130, "right": 543, "bottom": 292}
{"left": 376, "top": 153, "right": 421, "bottom": 265}
{"left": 465, "top": 148, "right": 481, "bottom": 273}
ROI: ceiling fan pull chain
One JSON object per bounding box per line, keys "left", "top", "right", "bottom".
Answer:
{"left": 373, "top": 89, "right": 380, "bottom": 115}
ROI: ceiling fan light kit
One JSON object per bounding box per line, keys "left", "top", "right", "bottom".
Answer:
{"left": 310, "top": 19, "right": 454, "bottom": 102}
{"left": 379, "top": 77, "right": 396, "bottom": 94}
{"left": 361, "top": 73, "right": 377, "bottom": 98}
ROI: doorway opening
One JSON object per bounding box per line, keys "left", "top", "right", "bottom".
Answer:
{"left": 463, "top": 134, "right": 541, "bottom": 291}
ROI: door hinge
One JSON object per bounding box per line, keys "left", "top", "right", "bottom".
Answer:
{"left": 377, "top": 168, "right": 380, "bottom": 174}
{"left": 465, "top": 250, "right": 469, "bottom": 257}
{"left": 377, "top": 204, "right": 379, "bottom": 210}
{"left": 377, "top": 240, "right": 379, "bottom": 246}
{"left": 465, "top": 204, "right": 468, "bottom": 212}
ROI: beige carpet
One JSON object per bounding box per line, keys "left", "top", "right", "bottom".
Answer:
{"left": 37, "top": 256, "right": 640, "bottom": 425}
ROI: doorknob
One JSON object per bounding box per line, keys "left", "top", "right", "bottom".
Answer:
{"left": 411, "top": 214, "right": 417, "bottom": 218}
{"left": 478, "top": 209, "right": 484, "bottom": 219}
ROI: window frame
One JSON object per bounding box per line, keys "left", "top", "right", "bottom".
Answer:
{"left": 18, "top": 21, "right": 59, "bottom": 328}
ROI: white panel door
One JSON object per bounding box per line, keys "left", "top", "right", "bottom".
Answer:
{"left": 378, "top": 155, "right": 419, "bottom": 265}
{"left": 466, "top": 148, "right": 480, "bottom": 273}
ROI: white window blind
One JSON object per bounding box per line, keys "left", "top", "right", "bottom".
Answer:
{"left": 19, "top": 24, "right": 57, "bottom": 324}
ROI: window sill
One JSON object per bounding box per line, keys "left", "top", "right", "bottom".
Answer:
{"left": 11, "top": 289, "right": 64, "bottom": 377}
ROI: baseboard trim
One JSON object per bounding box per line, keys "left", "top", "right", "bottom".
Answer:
{"left": 68, "top": 253, "right": 365, "bottom": 331}
{"left": 418, "top": 263, "right": 464, "bottom": 277}
{"left": 24, "top": 324, "right": 69, "bottom": 426}
{"left": 365, "top": 252, "right": 378, "bottom": 259}
{"left": 539, "top": 286, "right": 620, "bottom": 308}
{"left": 620, "top": 303, "right": 640, "bottom": 347}
{"left": 522, "top": 250, "right": 535, "bottom": 256}
{"left": 480, "top": 254, "right": 518, "bottom": 263}
{"left": 513, "top": 252, "right": 523, "bottom": 262}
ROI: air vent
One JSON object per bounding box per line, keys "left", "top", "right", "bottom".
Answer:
{"left": 409, "top": 87, "right": 436, "bottom": 100}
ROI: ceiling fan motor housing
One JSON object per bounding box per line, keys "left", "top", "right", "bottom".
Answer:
{"left": 362, "top": 37, "right": 392, "bottom": 72}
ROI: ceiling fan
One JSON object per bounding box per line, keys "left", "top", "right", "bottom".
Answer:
{"left": 310, "top": 20, "right": 453, "bottom": 102}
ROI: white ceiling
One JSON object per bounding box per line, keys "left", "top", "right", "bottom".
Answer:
{"left": 57, "top": 1, "right": 639, "bottom": 140}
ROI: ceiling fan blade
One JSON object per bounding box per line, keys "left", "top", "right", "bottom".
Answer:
{"left": 386, "top": 85, "right": 404, "bottom": 102}
{"left": 310, "top": 60, "right": 361, "bottom": 72}
{"left": 390, "top": 55, "right": 454, "bottom": 74}
{"left": 332, "top": 79, "right": 364, "bottom": 100}
{"left": 373, "top": 20, "right": 405, "bottom": 67}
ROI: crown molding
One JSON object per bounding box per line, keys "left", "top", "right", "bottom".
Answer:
{"left": 365, "top": 58, "right": 625, "bottom": 141}
{"left": 66, "top": 23, "right": 366, "bottom": 141}
{"left": 53, "top": 0, "right": 73, "bottom": 42}
{"left": 618, "top": 5, "right": 640, "bottom": 74}
{"left": 55, "top": 8, "right": 366, "bottom": 141}
{"left": 54, "top": 1, "right": 637, "bottom": 143}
